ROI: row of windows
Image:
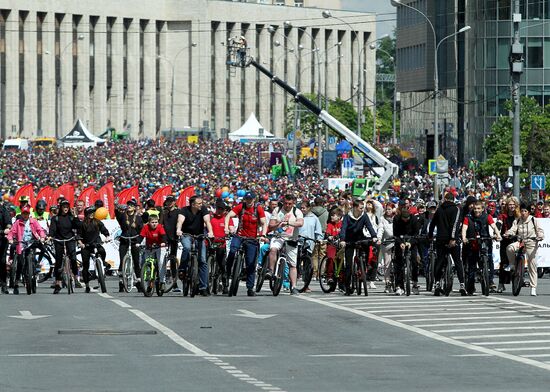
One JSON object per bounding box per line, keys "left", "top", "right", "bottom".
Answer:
{"left": 476, "top": 85, "right": 550, "bottom": 117}
{"left": 480, "top": 37, "right": 550, "bottom": 69}
{"left": 397, "top": 0, "right": 428, "bottom": 28}
{"left": 396, "top": 44, "right": 426, "bottom": 71}
{"left": 477, "top": 0, "right": 550, "bottom": 21}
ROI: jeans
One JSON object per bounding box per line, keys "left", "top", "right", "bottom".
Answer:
{"left": 180, "top": 236, "right": 208, "bottom": 290}
{"left": 226, "top": 237, "right": 258, "bottom": 290}
{"left": 81, "top": 244, "right": 106, "bottom": 284}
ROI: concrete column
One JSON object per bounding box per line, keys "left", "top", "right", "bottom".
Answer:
{"left": 363, "top": 32, "right": 376, "bottom": 113}
{"left": 41, "top": 12, "right": 56, "bottom": 136}
{"left": 340, "top": 30, "right": 352, "bottom": 104}
{"left": 300, "top": 27, "right": 313, "bottom": 95}
{"left": 110, "top": 18, "right": 124, "bottom": 135}
{"left": 157, "top": 21, "right": 169, "bottom": 133}
{"left": 5, "top": 10, "right": 19, "bottom": 137}
{"left": 60, "top": 14, "right": 73, "bottom": 133}
{"left": 93, "top": 17, "right": 107, "bottom": 135}
{"left": 272, "top": 27, "right": 284, "bottom": 137}
{"left": 76, "top": 16, "right": 90, "bottom": 128}
{"left": 228, "top": 23, "right": 241, "bottom": 132}
{"left": 142, "top": 20, "right": 156, "bottom": 138}
{"left": 243, "top": 25, "right": 256, "bottom": 122}
{"left": 257, "top": 26, "right": 271, "bottom": 134}
{"left": 126, "top": 19, "right": 140, "bottom": 139}
{"left": 285, "top": 27, "right": 298, "bottom": 134}
{"left": 23, "top": 12, "right": 38, "bottom": 137}
{"left": 325, "top": 29, "right": 337, "bottom": 101}
{"left": 213, "top": 23, "right": 227, "bottom": 136}
{"left": 191, "top": 20, "right": 209, "bottom": 131}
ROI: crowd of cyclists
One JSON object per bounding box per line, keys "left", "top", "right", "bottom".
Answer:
{"left": 0, "top": 186, "right": 546, "bottom": 298}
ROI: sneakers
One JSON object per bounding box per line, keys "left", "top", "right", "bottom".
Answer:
{"left": 74, "top": 280, "right": 83, "bottom": 289}
{"left": 53, "top": 285, "right": 61, "bottom": 294}
{"left": 383, "top": 283, "right": 391, "bottom": 294}
{"left": 395, "top": 287, "right": 404, "bottom": 296}
{"left": 1, "top": 283, "right": 8, "bottom": 294}
{"left": 13, "top": 285, "right": 19, "bottom": 295}
{"left": 531, "top": 287, "right": 537, "bottom": 296}
{"left": 265, "top": 269, "right": 273, "bottom": 279}
{"left": 85, "top": 285, "right": 91, "bottom": 294}
{"left": 172, "top": 283, "right": 182, "bottom": 293}
{"left": 459, "top": 283, "right": 467, "bottom": 296}
{"left": 247, "top": 289, "right": 256, "bottom": 297}
{"left": 159, "top": 283, "right": 165, "bottom": 293}
{"left": 222, "top": 285, "right": 229, "bottom": 295}
{"left": 199, "top": 289, "right": 209, "bottom": 297}
{"left": 368, "top": 281, "right": 377, "bottom": 289}
{"left": 290, "top": 287, "right": 300, "bottom": 295}
{"left": 412, "top": 285, "right": 420, "bottom": 295}
{"left": 497, "top": 284, "right": 505, "bottom": 293}
{"left": 434, "top": 282, "right": 442, "bottom": 296}
{"left": 38, "top": 272, "right": 51, "bottom": 283}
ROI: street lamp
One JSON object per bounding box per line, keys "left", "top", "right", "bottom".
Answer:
{"left": 157, "top": 42, "right": 197, "bottom": 142}
{"left": 391, "top": 0, "right": 470, "bottom": 200}
{"left": 58, "top": 34, "right": 84, "bottom": 138}
{"left": 369, "top": 43, "right": 397, "bottom": 144}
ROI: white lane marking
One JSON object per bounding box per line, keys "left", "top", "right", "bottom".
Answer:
{"left": 227, "top": 370, "right": 243, "bottom": 374}
{"left": 129, "top": 309, "right": 209, "bottom": 356}
{"left": 456, "top": 333, "right": 550, "bottom": 340}
{"left": 386, "top": 311, "right": 516, "bottom": 319}
{"left": 496, "top": 347, "right": 550, "bottom": 352}
{"left": 97, "top": 293, "right": 113, "bottom": 299}
{"left": 110, "top": 299, "right": 132, "bottom": 308}
{"left": 522, "top": 354, "right": 550, "bottom": 358}
{"left": 498, "top": 307, "right": 550, "bottom": 312}
{"left": 152, "top": 354, "right": 266, "bottom": 358}
{"left": 8, "top": 310, "right": 50, "bottom": 320}
{"left": 4, "top": 354, "right": 113, "bottom": 357}
{"left": 367, "top": 304, "right": 497, "bottom": 313}
{"left": 295, "top": 295, "right": 550, "bottom": 372}
{"left": 414, "top": 319, "right": 548, "bottom": 328}
{"left": 472, "top": 340, "right": 550, "bottom": 346}
{"left": 353, "top": 303, "right": 494, "bottom": 310}
{"left": 398, "top": 314, "right": 528, "bottom": 322}
{"left": 452, "top": 354, "right": 493, "bottom": 357}
{"left": 309, "top": 354, "right": 410, "bottom": 358}
{"left": 220, "top": 366, "right": 237, "bottom": 370}
{"left": 233, "top": 309, "right": 277, "bottom": 319}
{"left": 434, "top": 326, "right": 550, "bottom": 333}
{"left": 212, "top": 354, "right": 267, "bottom": 358}
{"left": 333, "top": 299, "right": 486, "bottom": 306}
{"left": 152, "top": 354, "right": 202, "bottom": 357}
{"left": 491, "top": 296, "right": 550, "bottom": 311}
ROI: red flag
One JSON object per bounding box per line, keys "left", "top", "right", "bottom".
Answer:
{"left": 151, "top": 185, "right": 173, "bottom": 207}
{"left": 14, "top": 184, "right": 35, "bottom": 207}
{"left": 78, "top": 186, "right": 97, "bottom": 207}
{"left": 52, "top": 183, "right": 75, "bottom": 207}
{"left": 36, "top": 186, "right": 54, "bottom": 210}
{"left": 177, "top": 186, "right": 195, "bottom": 208}
{"left": 116, "top": 186, "right": 140, "bottom": 206}
{"left": 97, "top": 182, "right": 115, "bottom": 218}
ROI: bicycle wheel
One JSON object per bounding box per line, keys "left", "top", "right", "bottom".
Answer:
{"left": 36, "top": 249, "right": 53, "bottom": 283}
{"left": 190, "top": 256, "right": 199, "bottom": 298}
{"left": 94, "top": 257, "right": 107, "bottom": 293}
{"left": 405, "top": 253, "right": 411, "bottom": 297}
{"left": 480, "top": 255, "right": 490, "bottom": 297}
{"left": 352, "top": 258, "right": 360, "bottom": 295}
{"left": 229, "top": 253, "right": 243, "bottom": 297}
{"left": 358, "top": 257, "right": 369, "bottom": 297}
{"left": 207, "top": 253, "right": 218, "bottom": 295}
{"left": 121, "top": 253, "right": 134, "bottom": 293}
{"left": 319, "top": 256, "right": 336, "bottom": 293}
{"left": 141, "top": 260, "right": 154, "bottom": 297}
{"left": 272, "top": 258, "right": 285, "bottom": 296}
{"left": 25, "top": 253, "right": 33, "bottom": 295}
{"left": 296, "top": 254, "right": 313, "bottom": 293}
{"left": 155, "top": 262, "right": 163, "bottom": 297}
{"left": 63, "top": 257, "right": 74, "bottom": 295}
{"left": 512, "top": 255, "right": 525, "bottom": 296}
{"left": 426, "top": 251, "right": 435, "bottom": 292}
{"left": 443, "top": 255, "right": 453, "bottom": 296}
{"left": 255, "top": 254, "right": 268, "bottom": 293}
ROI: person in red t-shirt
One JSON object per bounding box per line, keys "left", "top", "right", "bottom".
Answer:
{"left": 325, "top": 207, "right": 343, "bottom": 283}
{"left": 224, "top": 192, "right": 267, "bottom": 296}
{"left": 461, "top": 201, "right": 501, "bottom": 295}
{"left": 210, "top": 199, "right": 231, "bottom": 293}
{"left": 139, "top": 216, "right": 167, "bottom": 290}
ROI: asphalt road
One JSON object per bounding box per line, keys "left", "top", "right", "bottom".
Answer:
{"left": 2, "top": 276, "right": 550, "bottom": 392}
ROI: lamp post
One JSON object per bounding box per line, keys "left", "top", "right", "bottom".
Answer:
{"left": 391, "top": 0, "right": 470, "bottom": 200}
{"left": 158, "top": 42, "right": 197, "bottom": 141}
{"left": 369, "top": 44, "right": 397, "bottom": 144}
{"left": 58, "top": 34, "right": 84, "bottom": 138}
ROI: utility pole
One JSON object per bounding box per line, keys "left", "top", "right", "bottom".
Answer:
{"left": 511, "top": 0, "right": 523, "bottom": 199}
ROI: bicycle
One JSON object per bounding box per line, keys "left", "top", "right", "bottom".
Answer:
{"left": 227, "top": 235, "right": 259, "bottom": 297}
{"left": 52, "top": 237, "right": 77, "bottom": 295}
{"left": 12, "top": 239, "right": 41, "bottom": 295}
{"left": 81, "top": 242, "right": 109, "bottom": 294}
{"left": 511, "top": 236, "right": 537, "bottom": 296}
{"left": 319, "top": 238, "right": 345, "bottom": 293}
{"left": 141, "top": 244, "right": 165, "bottom": 297}
{"left": 442, "top": 246, "right": 456, "bottom": 297}
{"left": 207, "top": 237, "right": 227, "bottom": 295}
{"left": 347, "top": 239, "right": 371, "bottom": 296}
{"left": 180, "top": 234, "right": 207, "bottom": 297}
{"left": 294, "top": 236, "right": 316, "bottom": 293}
{"left": 119, "top": 234, "right": 140, "bottom": 293}
{"left": 465, "top": 235, "right": 494, "bottom": 296}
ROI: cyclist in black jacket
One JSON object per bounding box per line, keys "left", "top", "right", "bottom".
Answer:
{"left": 0, "top": 202, "right": 12, "bottom": 294}
{"left": 50, "top": 199, "right": 80, "bottom": 294}
{"left": 393, "top": 209, "right": 421, "bottom": 295}
{"left": 428, "top": 192, "right": 466, "bottom": 296}
{"left": 115, "top": 199, "right": 143, "bottom": 292}
{"left": 77, "top": 207, "right": 111, "bottom": 293}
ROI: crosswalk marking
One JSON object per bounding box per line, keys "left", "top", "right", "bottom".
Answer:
{"left": 433, "top": 326, "right": 550, "bottom": 333}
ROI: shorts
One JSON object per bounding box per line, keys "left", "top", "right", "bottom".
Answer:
{"left": 270, "top": 237, "right": 298, "bottom": 267}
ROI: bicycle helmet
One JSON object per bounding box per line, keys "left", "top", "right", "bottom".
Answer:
{"left": 427, "top": 200, "right": 437, "bottom": 209}
{"left": 35, "top": 200, "right": 47, "bottom": 210}
{"left": 84, "top": 206, "right": 96, "bottom": 216}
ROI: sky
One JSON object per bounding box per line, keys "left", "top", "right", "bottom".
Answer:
{"left": 340, "top": 0, "right": 396, "bottom": 38}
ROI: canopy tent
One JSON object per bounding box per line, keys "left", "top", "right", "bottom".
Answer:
{"left": 335, "top": 140, "right": 352, "bottom": 153}
{"left": 59, "top": 119, "right": 106, "bottom": 147}
{"left": 228, "top": 113, "right": 275, "bottom": 141}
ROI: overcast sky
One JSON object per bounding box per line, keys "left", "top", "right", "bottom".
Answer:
{"left": 340, "top": 0, "right": 396, "bottom": 38}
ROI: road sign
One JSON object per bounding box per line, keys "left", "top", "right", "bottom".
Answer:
{"left": 328, "top": 136, "right": 336, "bottom": 145}
{"left": 428, "top": 160, "right": 436, "bottom": 175}
{"left": 531, "top": 175, "right": 546, "bottom": 190}
{"left": 287, "top": 132, "right": 294, "bottom": 142}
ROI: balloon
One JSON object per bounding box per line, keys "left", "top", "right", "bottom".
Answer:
{"left": 237, "top": 190, "right": 245, "bottom": 197}
{"left": 215, "top": 189, "right": 222, "bottom": 198}
{"left": 222, "top": 186, "right": 230, "bottom": 193}
{"left": 229, "top": 193, "right": 234, "bottom": 200}
{"left": 221, "top": 191, "right": 229, "bottom": 199}
{"left": 95, "top": 207, "right": 108, "bottom": 220}
{"left": 2, "top": 194, "right": 8, "bottom": 200}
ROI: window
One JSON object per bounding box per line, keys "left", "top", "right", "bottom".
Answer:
{"left": 527, "top": 37, "right": 543, "bottom": 68}
{"left": 497, "top": 38, "right": 509, "bottom": 69}
{"left": 498, "top": 0, "right": 511, "bottom": 20}
{"left": 486, "top": 38, "right": 496, "bottom": 68}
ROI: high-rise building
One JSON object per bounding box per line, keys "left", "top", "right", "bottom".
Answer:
{"left": 0, "top": 0, "right": 374, "bottom": 139}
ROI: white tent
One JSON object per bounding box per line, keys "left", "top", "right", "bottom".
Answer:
{"left": 228, "top": 113, "right": 274, "bottom": 141}
{"left": 59, "top": 119, "right": 106, "bottom": 147}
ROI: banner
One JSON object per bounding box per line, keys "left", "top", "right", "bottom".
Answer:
{"left": 116, "top": 186, "right": 140, "bottom": 206}
{"left": 36, "top": 186, "right": 54, "bottom": 210}
{"left": 177, "top": 186, "right": 195, "bottom": 208}
{"left": 77, "top": 186, "right": 97, "bottom": 207}
{"left": 14, "top": 184, "right": 35, "bottom": 207}
{"left": 52, "top": 183, "right": 75, "bottom": 207}
{"left": 97, "top": 182, "right": 115, "bottom": 218}
{"left": 151, "top": 185, "right": 173, "bottom": 207}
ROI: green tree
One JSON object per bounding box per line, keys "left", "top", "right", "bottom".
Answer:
{"left": 482, "top": 96, "right": 550, "bottom": 178}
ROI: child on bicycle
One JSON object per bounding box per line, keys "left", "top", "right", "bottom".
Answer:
{"left": 325, "top": 207, "right": 343, "bottom": 285}
{"left": 7, "top": 205, "right": 47, "bottom": 294}
{"left": 139, "top": 215, "right": 167, "bottom": 291}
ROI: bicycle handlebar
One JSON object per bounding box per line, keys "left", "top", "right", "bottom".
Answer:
{"left": 51, "top": 237, "right": 76, "bottom": 243}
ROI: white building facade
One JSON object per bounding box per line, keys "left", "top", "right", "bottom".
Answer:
{"left": 0, "top": 0, "right": 375, "bottom": 139}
